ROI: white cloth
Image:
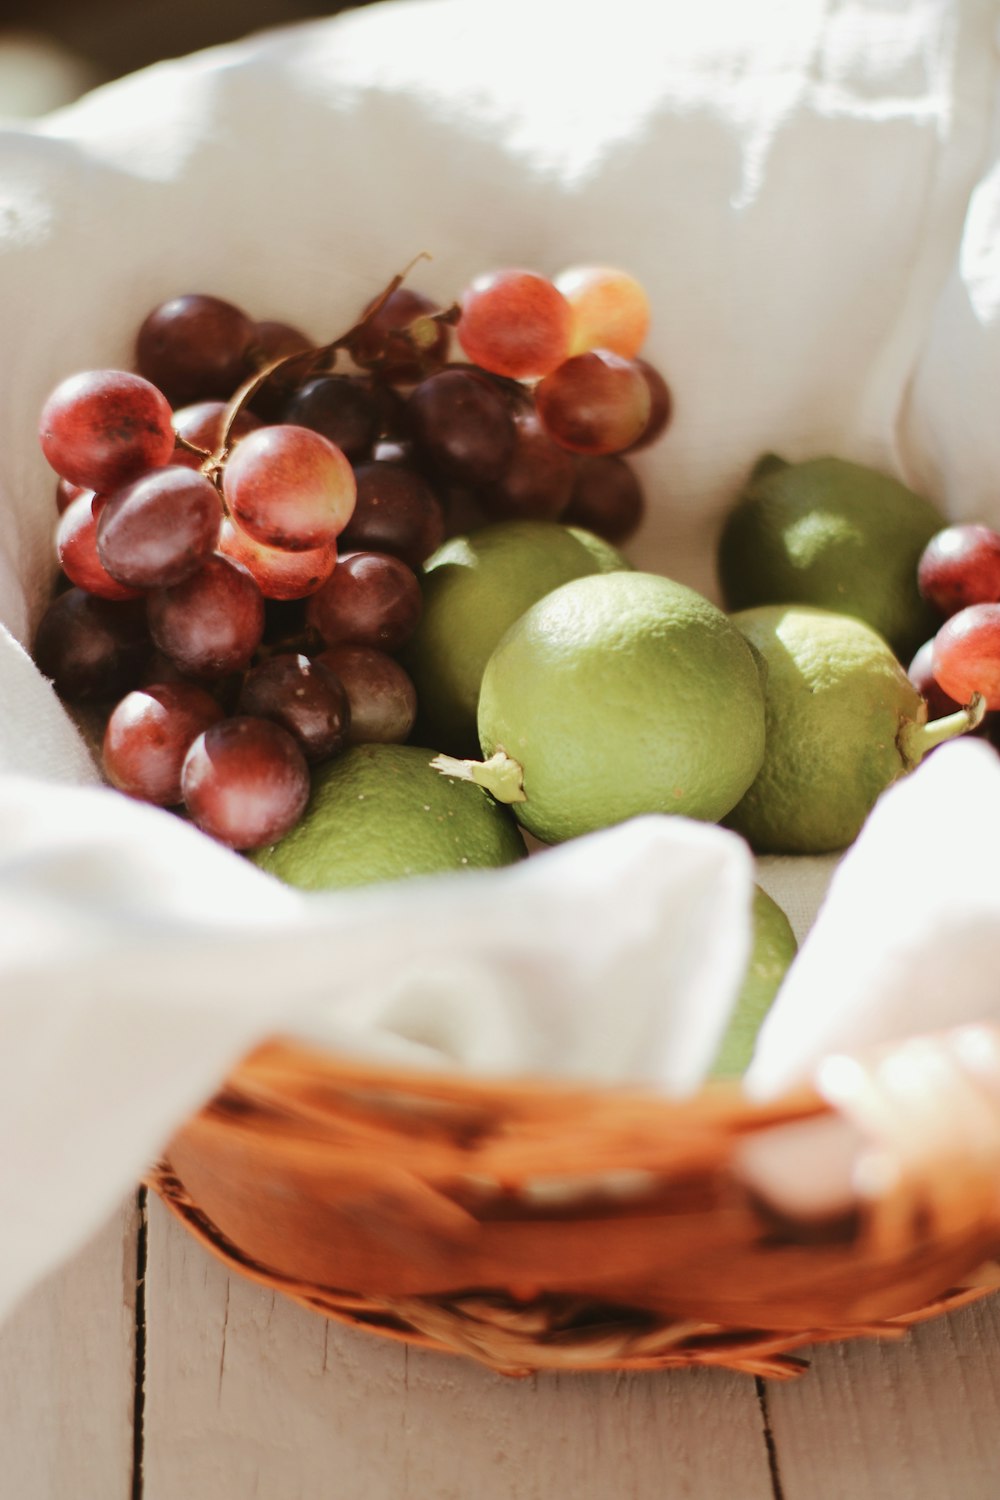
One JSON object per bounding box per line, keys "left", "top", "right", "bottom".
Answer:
{"left": 2, "top": 0, "right": 1000, "bottom": 1324}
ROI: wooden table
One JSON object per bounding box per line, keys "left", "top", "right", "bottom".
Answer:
{"left": 4, "top": 1193, "right": 999, "bottom": 1498}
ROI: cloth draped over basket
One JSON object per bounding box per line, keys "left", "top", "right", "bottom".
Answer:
{"left": 3, "top": 0, "right": 1000, "bottom": 1359}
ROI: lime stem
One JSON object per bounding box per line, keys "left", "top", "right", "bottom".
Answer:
{"left": 899, "top": 692, "right": 986, "bottom": 768}
{"left": 430, "top": 749, "right": 527, "bottom": 804}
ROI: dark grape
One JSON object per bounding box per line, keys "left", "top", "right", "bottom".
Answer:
{"left": 57, "top": 494, "right": 143, "bottom": 601}
{"left": 315, "top": 644, "right": 417, "bottom": 744}
{"left": 148, "top": 553, "right": 265, "bottom": 677}
{"left": 307, "top": 550, "right": 421, "bottom": 652}
{"left": 97, "top": 466, "right": 222, "bottom": 589}
{"left": 247, "top": 320, "right": 315, "bottom": 420}
{"left": 405, "top": 368, "right": 515, "bottom": 484}
{"left": 339, "top": 461, "right": 446, "bottom": 568}
{"left": 33, "top": 589, "right": 149, "bottom": 701}
{"left": 932, "top": 603, "right": 1000, "bottom": 709}
{"left": 562, "top": 454, "right": 645, "bottom": 544}
{"left": 249, "top": 319, "right": 312, "bottom": 367}
{"left": 39, "top": 370, "right": 175, "bottom": 492}
{"left": 218, "top": 518, "right": 336, "bottom": 601}
{"left": 136, "top": 293, "right": 256, "bottom": 406}
{"left": 102, "top": 681, "right": 224, "bottom": 804}
{"left": 237, "top": 653, "right": 350, "bottom": 762}
{"left": 221, "top": 424, "right": 356, "bottom": 551}
{"left": 555, "top": 265, "right": 650, "bottom": 359}
{"left": 457, "top": 268, "right": 573, "bottom": 379}
{"left": 918, "top": 524, "right": 1000, "bottom": 617}
{"left": 348, "top": 286, "right": 450, "bottom": 383}
{"left": 535, "top": 350, "right": 651, "bottom": 454}
{"left": 480, "top": 408, "right": 576, "bottom": 522}
{"left": 627, "top": 359, "right": 673, "bottom": 451}
{"left": 283, "top": 376, "right": 380, "bottom": 463}
{"left": 181, "top": 717, "right": 310, "bottom": 850}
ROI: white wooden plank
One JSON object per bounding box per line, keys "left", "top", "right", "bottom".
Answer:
{"left": 765, "top": 1295, "right": 1000, "bottom": 1500}
{"left": 0, "top": 1195, "right": 139, "bottom": 1500}
{"left": 143, "top": 1196, "right": 776, "bottom": 1500}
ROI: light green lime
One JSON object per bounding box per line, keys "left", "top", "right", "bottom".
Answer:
{"left": 725, "top": 605, "right": 976, "bottom": 854}
{"left": 711, "top": 886, "right": 798, "bottom": 1078}
{"left": 718, "top": 455, "right": 944, "bottom": 659}
{"left": 402, "top": 520, "right": 630, "bottom": 756}
{"left": 439, "top": 570, "right": 766, "bottom": 844}
{"left": 251, "top": 743, "right": 526, "bottom": 890}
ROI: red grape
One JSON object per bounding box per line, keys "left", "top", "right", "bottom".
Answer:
{"left": 480, "top": 408, "right": 576, "bottom": 522}
{"left": 555, "top": 265, "right": 651, "bottom": 359}
{"left": 171, "top": 400, "right": 261, "bottom": 467}
{"left": 535, "top": 351, "right": 651, "bottom": 455}
{"left": 237, "top": 653, "right": 350, "bottom": 761}
{"left": 918, "top": 524, "right": 1000, "bottom": 617}
{"left": 348, "top": 286, "right": 450, "bottom": 383}
{"left": 136, "top": 293, "right": 256, "bottom": 406}
{"left": 33, "top": 589, "right": 149, "bottom": 700}
{"left": 56, "top": 478, "right": 86, "bottom": 513}
{"left": 340, "top": 461, "right": 446, "bottom": 568}
{"left": 562, "top": 454, "right": 645, "bottom": 544}
{"left": 102, "top": 681, "right": 224, "bottom": 804}
{"left": 39, "top": 370, "right": 175, "bottom": 492}
{"left": 218, "top": 518, "right": 336, "bottom": 600}
{"left": 307, "top": 550, "right": 421, "bottom": 652}
{"left": 221, "top": 424, "right": 356, "bottom": 551}
{"left": 315, "top": 644, "right": 417, "bottom": 744}
{"left": 181, "top": 717, "right": 310, "bottom": 850}
{"left": 907, "top": 638, "right": 963, "bottom": 719}
{"left": 457, "top": 269, "right": 573, "bottom": 379}
{"left": 57, "top": 494, "right": 143, "bottom": 601}
{"left": 97, "top": 466, "right": 222, "bottom": 589}
{"left": 405, "top": 368, "right": 515, "bottom": 484}
{"left": 932, "top": 603, "right": 1000, "bottom": 709}
{"left": 148, "top": 553, "right": 265, "bottom": 677}
{"left": 283, "top": 376, "right": 380, "bottom": 463}
{"left": 627, "top": 358, "right": 673, "bottom": 450}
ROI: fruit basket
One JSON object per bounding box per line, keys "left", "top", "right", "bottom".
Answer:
{"left": 4, "top": 0, "right": 1000, "bottom": 1374}
{"left": 150, "top": 1031, "right": 1000, "bottom": 1377}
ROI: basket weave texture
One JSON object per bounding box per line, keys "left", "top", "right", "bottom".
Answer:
{"left": 150, "top": 1026, "right": 1000, "bottom": 1377}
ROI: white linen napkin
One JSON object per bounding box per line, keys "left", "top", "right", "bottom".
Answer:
{"left": 2, "top": 0, "right": 1000, "bottom": 1324}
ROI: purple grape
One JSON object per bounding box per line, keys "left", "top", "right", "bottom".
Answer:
{"left": 181, "top": 717, "right": 310, "bottom": 850}
{"left": 237, "top": 653, "right": 351, "bottom": 762}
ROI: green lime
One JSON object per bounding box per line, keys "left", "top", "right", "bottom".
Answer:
{"left": 718, "top": 456, "right": 944, "bottom": 658}
{"left": 402, "top": 520, "right": 630, "bottom": 756}
{"left": 434, "top": 570, "right": 766, "bottom": 843}
{"left": 725, "top": 605, "right": 979, "bottom": 854}
{"left": 251, "top": 743, "right": 526, "bottom": 890}
{"left": 711, "top": 886, "right": 797, "bottom": 1078}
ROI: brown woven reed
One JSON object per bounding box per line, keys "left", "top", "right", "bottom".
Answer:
{"left": 149, "top": 1024, "right": 1000, "bottom": 1377}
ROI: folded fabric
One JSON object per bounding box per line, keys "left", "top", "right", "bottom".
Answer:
{"left": 2, "top": 0, "right": 1000, "bottom": 1324}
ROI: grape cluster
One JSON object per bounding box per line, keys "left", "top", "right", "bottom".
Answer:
{"left": 33, "top": 266, "right": 670, "bottom": 850}
{"left": 910, "top": 523, "right": 1000, "bottom": 731}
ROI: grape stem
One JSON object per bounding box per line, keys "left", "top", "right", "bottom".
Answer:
{"left": 430, "top": 748, "right": 527, "bottom": 803}
{"left": 174, "top": 432, "right": 211, "bottom": 460}
{"left": 209, "top": 252, "right": 435, "bottom": 474}
{"left": 898, "top": 691, "right": 986, "bottom": 768}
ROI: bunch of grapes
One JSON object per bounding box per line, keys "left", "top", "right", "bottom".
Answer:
{"left": 909, "top": 523, "right": 1000, "bottom": 735}
{"left": 33, "top": 264, "right": 671, "bottom": 850}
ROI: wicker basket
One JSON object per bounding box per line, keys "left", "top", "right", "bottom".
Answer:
{"left": 149, "top": 1023, "right": 1000, "bottom": 1377}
